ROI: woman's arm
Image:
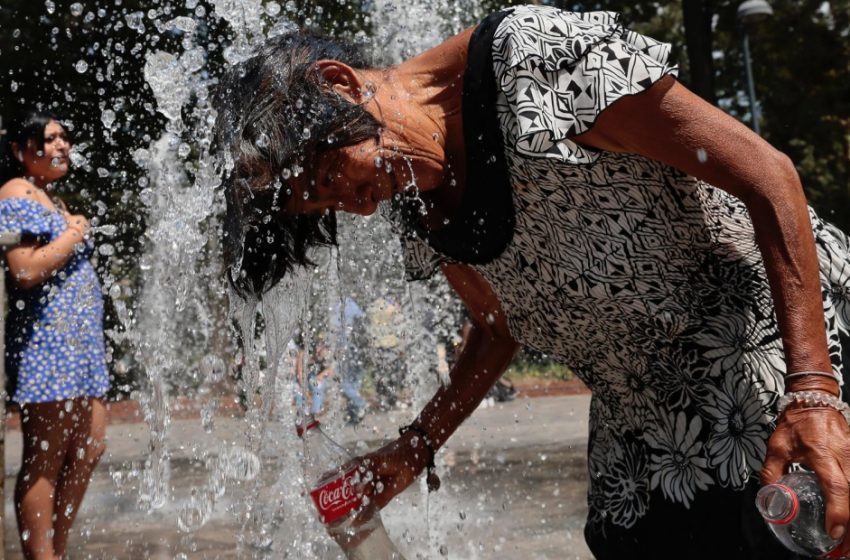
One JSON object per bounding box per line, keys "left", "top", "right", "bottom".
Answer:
{"left": 1, "top": 184, "right": 90, "bottom": 290}
{"left": 363, "top": 263, "right": 520, "bottom": 508}
{"left": 576, "top": 76, "right": 833, "bottom": 388}
{"left": 574, "top": 76, "right": 850, "bottom": 547}
{"left": 6, "top": 228, "right": 89, "bottom": 290}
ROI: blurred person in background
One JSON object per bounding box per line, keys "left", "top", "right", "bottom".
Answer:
{"left": 331, "top": 295, "right": 369, "bottom": 424}
{"left": 366, "top": 296, "right": 411, "bottom": 411}
{"left": 0, "top": 110, "right": 109, "bottom": 560}
{"left": 292, "top": 335, "right": 334, "bottom": 416}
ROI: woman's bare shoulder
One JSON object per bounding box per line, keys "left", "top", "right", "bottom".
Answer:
{"left": 0, "top": 178, "right": 39, "bottom": 201}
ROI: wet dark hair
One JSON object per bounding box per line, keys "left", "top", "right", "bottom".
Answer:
{"left": 0, "top": 110, "right": 66, "bottom": 186}
{"left": 214, "top": 30, "right": 383, "bottom": 297}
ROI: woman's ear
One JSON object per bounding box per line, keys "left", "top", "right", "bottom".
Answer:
{"left": 10, "top": 142, "right": 23, "bottom": 162}
{"left": 314, "top": 60, "right": 365, "bottom": 103}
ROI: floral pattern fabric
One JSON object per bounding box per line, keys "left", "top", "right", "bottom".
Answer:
{"left": 397, "top": 5, "right": 850, "bottom": 533}
{"left": 1, "top": 197, "right": 109, "bottom": 403}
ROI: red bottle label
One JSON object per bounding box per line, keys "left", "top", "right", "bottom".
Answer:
{"left": 310, "top": 466, "right": 362, "bottom": 524}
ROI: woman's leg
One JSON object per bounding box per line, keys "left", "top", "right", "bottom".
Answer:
{"left": 51, "top": 397, "right": 106, "bottom": 557}
{"left": 14, "top": 402, "right": 75, "bottom": 560}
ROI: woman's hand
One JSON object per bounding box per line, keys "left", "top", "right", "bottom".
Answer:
{"left": 358, "top": 431, "right": 429, "bottom": 510}
{"left": 64, "top": 212, "right": 90, "bottom": 237}
{"left": 762, "top": 406, "right": 850, "bottom": 553}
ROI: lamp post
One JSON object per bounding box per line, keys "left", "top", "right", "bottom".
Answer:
{"left": 737, "top": 0, "right": 774, "bottom": 135}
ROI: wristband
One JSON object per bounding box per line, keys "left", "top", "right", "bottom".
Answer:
{"left": 399, "top": 423, "right": 440, "bottom": 492}
{"left": 784, "top": 370, "right": 839, "bottom": 382}
{"left": 777, "top": 390, "right": 850, "bottom": 424}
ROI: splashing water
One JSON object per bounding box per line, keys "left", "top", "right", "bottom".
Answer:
{"left": 128, "top": 0, "right": 484, "bottom": 556}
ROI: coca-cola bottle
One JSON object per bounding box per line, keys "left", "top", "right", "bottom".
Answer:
{"left": 298, "top": 416, "right": 405, "bottom": 560}
{"left": 757, "top": 470, "right": 843, "bottom": 558}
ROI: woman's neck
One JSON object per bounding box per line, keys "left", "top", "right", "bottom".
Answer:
{"left": 365, "top": 27, "right": 473, "bottom": 224}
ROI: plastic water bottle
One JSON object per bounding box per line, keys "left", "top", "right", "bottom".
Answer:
{"left": 756, "top": 471, "right": 842, "bottom": 558}
{"left": 298, "top": 416, "right": 405, "bottom": 560}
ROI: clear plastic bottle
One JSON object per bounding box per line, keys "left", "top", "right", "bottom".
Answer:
{"left": 298, "top": 417, "right": 405, "bottom": 560}
{"left": 756, "top": 471, "right": 842, "bottom": 558}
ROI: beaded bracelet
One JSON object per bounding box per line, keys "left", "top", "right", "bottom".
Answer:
{"left": 777, "top": 390, "right": 850, "bottom": 424}
{"left": 399, "top": 423, "right": 441, "bottom": 492}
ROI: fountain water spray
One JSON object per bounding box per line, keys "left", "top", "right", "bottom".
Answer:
{"left": 131, "top": 0, "right": 483, "bottom": 556}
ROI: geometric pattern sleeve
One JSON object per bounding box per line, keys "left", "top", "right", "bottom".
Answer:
{"left": 0, "top": 197, "right": 54, "bottom": 243}
{"left": 493, "top": 6, "right": 678, "bottom": 164}
{"left": 399, "top": 234, "right": 453, "bottom": 281}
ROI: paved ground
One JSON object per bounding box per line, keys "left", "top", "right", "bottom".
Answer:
{"left": 4, "top": 394, "right": 594, "bottom": 559}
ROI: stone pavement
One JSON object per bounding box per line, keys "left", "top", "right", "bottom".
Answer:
{"left": 6, "top": 393, "right": 591, "bottom": 473}
{"left": 4, "top": 394, "right": 593, "bottom": 559}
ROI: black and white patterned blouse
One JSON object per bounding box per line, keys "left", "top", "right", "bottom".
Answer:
{"left": 389, "top": 5, "right": 850, "bottom": 536}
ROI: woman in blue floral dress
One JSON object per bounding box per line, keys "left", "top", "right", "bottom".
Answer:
{"left": 0, "top": 111, "right": 109, "bottom": 560}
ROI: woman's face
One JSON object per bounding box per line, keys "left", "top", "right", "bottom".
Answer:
{"left": 286, "top": 137, "right": 401, "bottom": 217}
{"left": 18, "top": 120, "right": 71, "bottom": 183}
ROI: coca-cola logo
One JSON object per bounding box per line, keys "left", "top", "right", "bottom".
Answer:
{"left": 310, "top": 467, "right": 362, "bottom": 524}
{"left": 318, "top": 473, "right": 357, "bottom": 508}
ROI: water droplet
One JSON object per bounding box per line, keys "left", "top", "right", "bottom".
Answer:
{"left": 374, "top": 156, "right": 383, "bottom": 168}
{"left": 101, "top": 109, "right": 116, "bottom": 130}
{"left": 177, "top": 491, "right": 211, "bottom": 532}
{"left": 70, "top": 2, "right": 83, "bottom": 16}
{"left": 64, "top": 400, "right": 74, "bottom": 412}
{"left": 219, "top": 445, "right": 260, "bottom": 481}
{"left": 696, "top": 148, "right": 708, "bottom": 163}
{"left": 15, "top": 300, "right": 25, "bottom": 310}
{"left": 40, "top": 440, "right": 49, "bottom": 451}
{"left": 74, "top": 60, "right": 88, "bottom": 73}
{"left": 199, "top": 355, "right": 225, "bottom": 383}
{"left": 77, "top": 447, "right": 85, "bottom": 459}
{"left": 201, "top": 400, "right": 216, "bottom": 433}
{"left": 439, "top": 545, "right": 449, "bottom": 556}
{"left": 164, "top": 16, "right": 196, "bottom": 34}
{"left": 264, "top": 1, "right": 281, "bottom": 16}
{"left": 21, "top": 530, "right": 30, "bottom": 542}
{"left": 64, "top": 504, "right": 74, "bottom": 518}
{"left": 44, "top": 0, "right": 55, "bottom": 14}
{"left": 124, "top": 11, "right": 145, "bottom": 33}
{"left": 208, "top": 465, "right": 226, "bottom": 498}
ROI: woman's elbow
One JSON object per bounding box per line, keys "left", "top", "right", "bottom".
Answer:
{"left": 9, "top": 269, "right": 44, "bottom": 291}
{"left": 741, "top": 149, "right": 805, "bottom": 209}
{"left": 774, "top": 150, "right": 802, "bottom": 190}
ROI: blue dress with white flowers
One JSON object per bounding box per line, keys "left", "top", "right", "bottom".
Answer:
{"left": 1, "top": 197, "right": 109, "bottom": 404}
